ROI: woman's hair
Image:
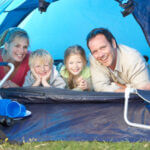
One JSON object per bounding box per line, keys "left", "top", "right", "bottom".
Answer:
{"left": 64, "top": 45, "right": 87, "bottom": 89}
{"left": 0, "top": 27, "right": 29, "bottom": 57}
{"left": 29, "top": 49, "right": 53, "bottom": 68}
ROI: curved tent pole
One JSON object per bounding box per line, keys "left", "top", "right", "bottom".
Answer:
{"left": 0, "top": 0, "right": 59, "bottom": 35}
{"left": 0, "top": 0, "right": 39, "bottom": 34}
{"left": 124, "top": 87, "right": 150, "bottom": 129}
{"left": 0, "top": 0, "right": 150, "bottom": 46}
{"left": 0, "top": 62, "right": 14, "bottom": 88}
{"left": 0, "top": 0, "right": 13, "bottom": 15}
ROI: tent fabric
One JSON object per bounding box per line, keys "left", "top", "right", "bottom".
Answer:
{"left": 1, "top": 87, "right": 150, "bottom": 142}
{"left": 0, "top": 0, "right": 150, "bottom": 142}
{"left": 0, "top": 0, "right": 150, "bottom": 47}
{"left": 132, "top": 0, "right": 150, "bottom": 46}
{"left": 0, "top": 0, "right": 58, "bottom": 34}
{"left": 0, "top": 87, "right": 139, "bottom": 103}
{"left": 0, "top": 0, "right": 13, "bottom": 15}
{"left": 0, "top": 0, "right": 38, "bottom": 34}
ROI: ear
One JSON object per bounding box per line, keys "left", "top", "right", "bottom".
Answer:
{"left": 4, "top": 43, "right": 9, "bottom": 51}
{"left": 112, "top": 39, "right": 117, "bottom": 49}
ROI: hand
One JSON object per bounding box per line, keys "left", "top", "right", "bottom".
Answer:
{"left": 114, "top": 82, "right": 126, "bottom": 92}
{"left": 2, "top": 80, "right": 19, "bottom": 88}
{"left": 31, "top": 68, "right": 41, "bottom": 86}
{"left": 41, "top": 70, "right": 51, "bottom": 87}
{"left": 115, "top": 82, "right": 126, "bottom": 89}
{"left": 76, "top": 77, "right": 88, "bottom": 91}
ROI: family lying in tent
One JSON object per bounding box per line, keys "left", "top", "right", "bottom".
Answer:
{"left": 0, "top": 27, "right": 150, "bottom": 92}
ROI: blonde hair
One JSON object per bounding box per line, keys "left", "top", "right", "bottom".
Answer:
{"left": 0, "top": 27, "right": 29, "bottom": 58}
{"left": 64, "top": 45, "right": 87, "bottom": 89}
{"left": 29, "top": 49, "right": 53, "bottom": 67}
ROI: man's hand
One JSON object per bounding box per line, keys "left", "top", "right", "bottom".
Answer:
{"left": 114, "top": 82, "right": 126, "bottom": 92}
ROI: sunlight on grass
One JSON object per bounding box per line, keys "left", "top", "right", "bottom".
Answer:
{"left": 1, "top": 141, "right": 150, "bottom": 150}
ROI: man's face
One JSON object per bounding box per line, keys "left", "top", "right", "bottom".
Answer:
{"left": 88, "top": 34, "right": 117, "bottom": 70}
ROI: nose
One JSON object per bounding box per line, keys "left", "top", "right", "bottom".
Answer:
{"left": 73, "top": 63, "right": 78, "bottom": 68}
{"left": 40, "top": 66, "right": 46, "bottom": 72}
{"left": 96, "top": 51, "right": 104, "bottom": 59}
{"left": 18, "top": 47, "right": 25, "bottom": 53}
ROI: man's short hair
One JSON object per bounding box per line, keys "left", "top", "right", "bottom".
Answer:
{"left": 86, "top": 28, "right": 118, "bottom": 49}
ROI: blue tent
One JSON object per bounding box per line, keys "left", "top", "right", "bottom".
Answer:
{"left": 0, "top": 0, "right": 150, "bottom": 59}
{"left": 0, "top": 0, "right": 150, "bottom": 142}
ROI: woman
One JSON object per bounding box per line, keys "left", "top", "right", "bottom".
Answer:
{"left": 0, "top": 27, "right": 30, "bottom": 88}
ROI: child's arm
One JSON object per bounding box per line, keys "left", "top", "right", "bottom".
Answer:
{"left": 31, "top": 68, "right": 41, "bottom": 86}
{"left": 51, "top": 66, "right": 66, "bottom": 88}
{"left": 41, "top": 70, "right": 51, "bottom": 87}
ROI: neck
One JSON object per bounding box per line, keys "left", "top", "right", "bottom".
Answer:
{"left": 109, "top": 48, "right": 117, "bottom": 71}
{"left": 3, "top": 55, "right": 20, "bottom": 67}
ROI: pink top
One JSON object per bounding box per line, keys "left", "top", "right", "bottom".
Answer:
{"left": 0, "top": 52, "right": 30, "bottom": 87}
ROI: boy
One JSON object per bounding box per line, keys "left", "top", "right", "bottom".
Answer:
{"left": 23, "top": 49, "right": 66, "bottom": 88}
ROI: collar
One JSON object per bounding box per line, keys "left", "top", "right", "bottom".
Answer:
{"left": 113, "top": 46, "right": 122, "bottom": 73}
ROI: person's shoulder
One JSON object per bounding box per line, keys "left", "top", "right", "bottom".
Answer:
{"left": 59, "top": 65, "right": 69, "bottom": 78}
{"left": 118, "top": 44, "right": 142, "bottom": 57}
{"left": 81, "top": 66, "right": 91, "bottom": 79}
{"left": 118, "top": 44, "right": 145, "bottom": 66}
{"left": 119, "top": 44, "right": 140, "bottom": 54}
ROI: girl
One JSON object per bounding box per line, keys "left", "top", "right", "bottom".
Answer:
{"left": 23, "top": 49, "right": 66, "bottom": 88}
{"left": 0, "top": 27, "right": 30, "bottom": 88}
{"left": 60, "top": 45, "right": 93, "bottom": 91}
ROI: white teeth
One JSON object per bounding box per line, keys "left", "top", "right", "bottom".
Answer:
{"left": 17, "top": 54, "right": 23, "bottom": 57}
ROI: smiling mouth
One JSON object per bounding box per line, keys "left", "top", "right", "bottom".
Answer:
{"left": 16, "top": 54, "right": 24, "bottom": 58}
{"left": 72, "top": 69, "right": 80, "bottom": 73}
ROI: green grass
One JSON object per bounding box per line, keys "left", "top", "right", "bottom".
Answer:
{"left": 1, "top": 141, "right": 150, "bottom": 150}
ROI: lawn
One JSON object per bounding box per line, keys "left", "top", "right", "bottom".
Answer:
{"left": 1, "top": 141, "right": 150, "bottom": 150}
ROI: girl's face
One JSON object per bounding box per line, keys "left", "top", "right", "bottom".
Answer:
{"left": 5, "top": 36, "right": 29, "bottom": 63}
{"left": 33, "top": 60, "right": 51, "bottom": 77}
{"left": 66, "top": 54, "right": 84, "bottom": 76}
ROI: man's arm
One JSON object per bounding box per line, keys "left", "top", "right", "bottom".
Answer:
{"left": 90, "top": 56, "right": 120, "bottom": 92}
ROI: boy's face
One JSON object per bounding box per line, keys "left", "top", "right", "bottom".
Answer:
{"left": 33, "top": 60, "right": 51, "bottom": 77}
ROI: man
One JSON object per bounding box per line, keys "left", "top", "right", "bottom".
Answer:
{"left": 86, "top": 28, "right": 150, "bottom": 92}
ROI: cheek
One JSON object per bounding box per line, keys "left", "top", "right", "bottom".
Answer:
{"left": 67, "top": 64, "right": 72, "bottom": 70}
{"left": 34, "top": 68, "right": 40, "bottom": 73}
{"left": 79, "top": 63, "right": 84, "bottom": 69}
{"left": 46, "top": 67, "right": 51, "bottom": 71}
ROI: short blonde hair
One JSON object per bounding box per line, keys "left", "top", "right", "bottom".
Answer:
{"left": 29, "top": 49, "right": 53, "bottom": 67}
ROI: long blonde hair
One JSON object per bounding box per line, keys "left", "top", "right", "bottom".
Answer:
{"left": 64, "top": 45, "right": 87, "bottom": 89}
{"left": 0, "top": 27, "right": 29, "bottom": 59}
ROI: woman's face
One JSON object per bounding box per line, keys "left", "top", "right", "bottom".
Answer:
{"left": 5, "top": 36, "right": 29, "bottom": 63}
{"left": 66, "top": 54, "right": 84, "bottom": 76}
